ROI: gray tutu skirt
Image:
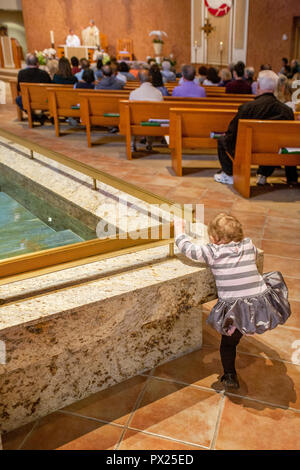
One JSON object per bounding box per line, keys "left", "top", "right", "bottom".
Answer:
{"left": 207, "top": 271, "right": 291, "bottom": 336}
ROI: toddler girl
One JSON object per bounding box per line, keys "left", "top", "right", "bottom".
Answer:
{"left": 174, "top": 212, "right": 291, "bottom": 390}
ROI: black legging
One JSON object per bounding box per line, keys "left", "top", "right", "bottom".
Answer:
{"left": 220, "top": 329, "right": 243, "bottom": 375}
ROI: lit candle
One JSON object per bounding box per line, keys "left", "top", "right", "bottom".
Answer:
{"left": 50, "top": 30, "right": 54, "bottom": 44}
{"left": 194, "top": 40, "right": 198, "bottom": 48}
{"left": 219, "top": 41, "right": 223, "bottom": 51}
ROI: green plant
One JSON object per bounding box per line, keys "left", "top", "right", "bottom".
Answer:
{"left": 153, "top": 38, "right": 164, "bottom": 44}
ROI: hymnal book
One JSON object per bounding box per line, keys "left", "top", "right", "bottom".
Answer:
{"left": 210, "top": 131, "right": 225, "bottom": 139}
{"left": 141, "top": 121, "right": 161, "bottom": 126}
{"left": 149, "top": 119, "right": 170, "bottom": 124}
{"left": 103, "top": 113, "right": 120, "bottom": 117}
{"left": 71, "top": 105, "right": 80, "bottom": 109}
{"left": 279, "top": 147, "right": 300, "bottom": 154}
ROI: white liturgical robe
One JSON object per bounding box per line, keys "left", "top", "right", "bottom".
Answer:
{"left": 66, "top": 34, "right": 81, "bottom": 47}
{"left": 81, "top": 26, "right": 100, "bottom": 47}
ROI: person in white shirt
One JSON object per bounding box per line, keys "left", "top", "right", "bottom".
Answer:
{"left": 66, "top": 29, "right": 81, "bottom": 47}
{"left": 129, "top": 69, "right": 163, "bottom": 101}
{"left": 129, "top": 69, "right": 163, "bottom": 152}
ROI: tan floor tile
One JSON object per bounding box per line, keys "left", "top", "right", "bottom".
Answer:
{"left": 20, "top": 412, "right": 110, "bottom": 450}
{"left": 62, "top": 375, "right": 148, "bottom": 426}
{"left": 216, "top": 396, "right": 300, "bottom": 450}
{"left": 263, "top": 218, "right": 300, "bottom": 243}
{"left": 57, "top": 423, "right": 123, "bottom": 450}
{"left": 284, "top": 300, "right": 300, "bottom": 329}
{"left": 238, "top": 326, "right": 300, "bottom": 364}
{"left": 263, "top": 255, "right": 300, "bottom": 279}
{"left": 119, "top": 429, "right": 206, "bottom": 450}
{"left": 261, "top": 240, "right": 300, "bottom": 258}
{"left": 2, "top": 421, "right": 36, "bottom": 450}
{"left": 285, "top": 277, "right": 300, "bottom": 301}
{"left": 153, "top": 348, "right": 221, "bottom": 390}
{"left": 233, "top": 353, "right": 300, "bottom": 409}
{"left": 130, "top": 377, "right": 222, "bottom": 448}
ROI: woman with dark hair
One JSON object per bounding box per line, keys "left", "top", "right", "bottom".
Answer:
{"left": 118, "top": 61, "right": 136, "bottom": 81}
{"left": 150, "top": 65, "right": 169, "bottom": 96}
{"left": 203, "top": 67, "right": 221, "bottom": 85}
{"left": 94, "top": 58, "right": 103, "bottom": 80}
{"left": 53, "top": 57, "right": 78, "bottom": 84}
{"left": 71, "top": 56, "right": 80, "bottom": 75}
{"left": 75, "top": 68, "right": 95, "bottom": 89}
{"left": 197, "top": 65, "right": 208, "bottom": 84}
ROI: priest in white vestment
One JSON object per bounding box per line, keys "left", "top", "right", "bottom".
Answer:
{"left": 81, "top": 20, "right": 100, "bottom": 47}
{"left": 66, "top": 29, "right": 81, "bottom": 47}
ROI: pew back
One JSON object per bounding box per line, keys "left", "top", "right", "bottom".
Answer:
{"left": 234, "top": 119, "right": 300, "bottom": 197}
{"left": 79, "top": 92, "right": 127, "bottom": 146}
{"left": 169, "top": 108, "right": 237, "bottom": 176}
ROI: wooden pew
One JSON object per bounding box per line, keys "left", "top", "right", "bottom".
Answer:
{"left": 47, "top": 87, "right": 97, "bottom": 137}
{"left": 169, "top": 108, "right": 237, "bottom": 176}
{"left": 233, "top": 119, "right": 300, "bottom": 198}
{"left": 20, "top": 83, "right": 73, "bottom": 128}
{"left": 9, "top": 79, "right": 23, "bottom": 121}
{"left": 79, "top": 92, "right": 127, "bottom": 147}
{"left": 165, "top": 95, "right": 254, "bottom": 104}
{"left": 119, "top": 100, "right": 238, "bottom": 160}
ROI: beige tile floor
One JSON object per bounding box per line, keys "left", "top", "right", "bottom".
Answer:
{"left": 1, "top": 105, "right": 300, "bottom": 450}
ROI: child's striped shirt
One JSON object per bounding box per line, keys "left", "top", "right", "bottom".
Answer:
{"left": 175, "top": 234, "right": 267, "bottom": 300}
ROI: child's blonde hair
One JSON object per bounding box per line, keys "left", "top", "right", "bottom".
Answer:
{"left": 208, "top": 212, "right": 244, "bottom": 244}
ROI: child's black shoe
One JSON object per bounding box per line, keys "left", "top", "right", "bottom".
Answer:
{"left": 221, "top": 373, "right": 240, "bottom": 390}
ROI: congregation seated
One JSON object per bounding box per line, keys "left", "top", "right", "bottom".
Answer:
{"left": 244, "top": 66, "right": 256, "bottom": 93}
{"left": 17, "top": 53, "right": 51, "bottom": 92}
{"left": 203, "top": 67, "right": 220, "bottom": 86}
{"left": 280, "top": 57, "right": 291, "bottom": 77}
{"left": 197, "top": 66, "right": 208, "bottom": 85}
{"left": 129, "top": 62, "right": 140, "bottom": 79}
{"left": 161, "top": 61, "right": 176, "bottom": 83}
{"left": 16, "top": 53, "right": 52, "bottom": 125}
{"left": 71, "top": 56, "right": 80, "bottom": 75}
{"left": 75, "top": 69, "right": 95, "bottom": 89}
{"left": 111, "top": 62, "right": 127, "bottom": 83}
{"left": 289, "top": 59, "right": 300, "bottom": 78}
{"left": 75, "top": 58, "right": 95, "bottom": 81}
{"left": 150, "top": 65, "right": 170, "bottom": 96}
{"left": 275, "top": 74, "right": 294, "bottom": 110}
{"left": 118, "top": 61, "right": 136, "bottom": 81}
{"left": 215, "top": 70, "right": 298, "bottom": 187}
{"left": 225, "top": 62, "right": 252, "bottom": 94}
{"left": 95, "top": 65, "right": 125, "bottom": 90}
{"left": 53, "top": 57, "right": 78, "bottom": 85}
{"left": 172, "top": 65, "right": 206, "bottom": 98}
{"left": 218, "top": 68, "right": 232, "bottom": 87}
{"left": 94, "top": 58, "right": 103, "bottom": 80}
{"left": 129, "top": 68, "right": 163, "bottom": 101}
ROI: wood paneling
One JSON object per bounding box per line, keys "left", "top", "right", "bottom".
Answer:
{"left": 21, "top": 0, "right": 191, "bottom": 66}
{"left": 235, "top": 0, "right": 246, "bottom": 50}
{"left": 193, "top": 0, "right": 202, "bottom": 48}
{"left": 247, "top": 0, "right": 300, "bottom": 74}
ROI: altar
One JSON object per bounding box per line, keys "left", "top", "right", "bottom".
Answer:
{"left": 57, "top": 45, "right": 97, "bottom": 63}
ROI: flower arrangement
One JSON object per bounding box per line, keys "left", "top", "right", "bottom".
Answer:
{"left": 35, "top": 51, "right": 47, "bottom": 66}
{"left": 149, "top": 31, "right": 168, "bottom": 45}
{"left": 34, "top": 48, "right": 56, "bottom": 65}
